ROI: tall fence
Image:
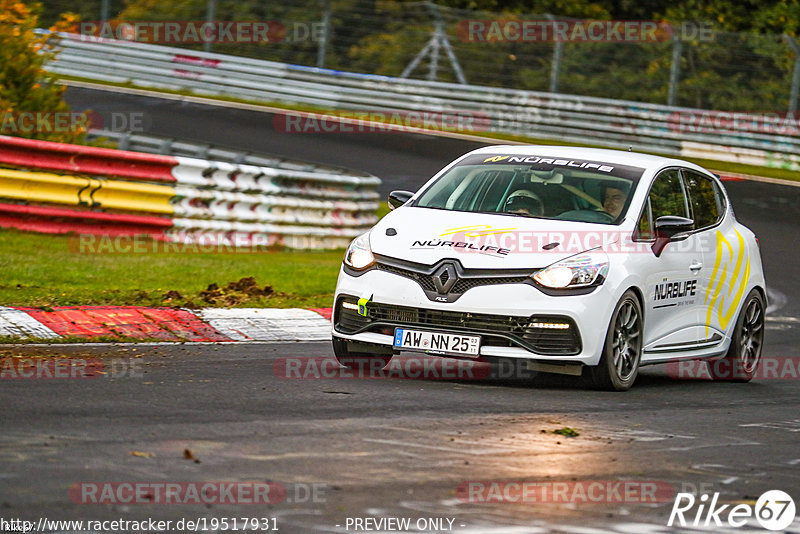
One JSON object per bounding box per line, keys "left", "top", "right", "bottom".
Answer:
{"left": 0, "top": 135, "right": 380, "bottom": 249}
{"left": 44, "top": 33, "right": 800, "bottom": 171}
{"left": 59, "top": 0, "right": 800, "bottom": 113}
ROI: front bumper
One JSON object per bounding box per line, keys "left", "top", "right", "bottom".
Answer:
{"left": 332, "top": 266, "right": 619, "bottom": 366}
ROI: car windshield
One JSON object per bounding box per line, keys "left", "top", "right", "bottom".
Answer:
{"left": 414, "top": 153, "right": 645, "bottom": 224}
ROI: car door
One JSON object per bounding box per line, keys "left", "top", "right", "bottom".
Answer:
{"left": 682, "top": 169, "right": 740, "bottom": 344}
{"left": 637, "top": 168, "right": 706, "bottom": 353}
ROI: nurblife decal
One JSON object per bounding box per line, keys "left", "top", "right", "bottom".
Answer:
{"left": 705, "top": 229, "right": 750, "bottom": 336}
{"left": 410, "top": 226, "right": 518, "bottom": 256}
{"left": 439, "top": 225, "right": 517, "bottom": 237}
{"left": 652, "top": 279, "right": 697, "bottom": 309}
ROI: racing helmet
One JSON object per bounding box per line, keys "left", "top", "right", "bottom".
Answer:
{"left": 504, "top": 189, "right": 544, "bottom": 216}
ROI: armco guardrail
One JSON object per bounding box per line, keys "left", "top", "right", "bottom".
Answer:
{"left": 0, "top": 135, "right": 380, "bottom": 249}
{"left": 44, "top": 32, "right": 800, "bottom": 171}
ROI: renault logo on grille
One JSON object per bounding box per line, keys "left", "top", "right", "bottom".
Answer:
{"left": 433, "top": 264, "right": 458, "bottom": 294}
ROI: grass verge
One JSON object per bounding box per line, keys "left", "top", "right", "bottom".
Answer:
{"left": 0, "top": 229, "right": 345, "bottom": 308}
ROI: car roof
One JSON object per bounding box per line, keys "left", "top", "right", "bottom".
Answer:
{"left": 469, "top": 145, "right": 706, "bottom": 173}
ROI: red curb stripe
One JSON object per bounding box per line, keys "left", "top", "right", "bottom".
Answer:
{"left": 308, "top": 308, "right": 333, "bottom": 320}
{"left": 15, "top": 306, "right": 232, "bottom": 341}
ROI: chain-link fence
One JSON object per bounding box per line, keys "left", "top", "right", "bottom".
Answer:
{"left": 68, "top": 0, "right": 800, "bottom": 113}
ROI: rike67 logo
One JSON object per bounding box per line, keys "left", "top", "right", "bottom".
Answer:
{"left": 668, "top": 490, "right": 795, "bottom": 531}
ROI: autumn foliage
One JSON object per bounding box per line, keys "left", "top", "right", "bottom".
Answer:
{"left": 0, "top": 1, "right": 84, "bottom": 143}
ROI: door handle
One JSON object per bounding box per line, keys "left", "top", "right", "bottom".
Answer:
{"left": 689, "top": 261, "right": 703, "bottom": 272}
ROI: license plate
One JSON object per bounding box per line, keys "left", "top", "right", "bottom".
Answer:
{"left": 393, "top": 328, "right": 481, "bottom": 357}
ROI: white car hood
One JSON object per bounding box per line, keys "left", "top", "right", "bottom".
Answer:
{"left": 370, "top": 207, "right": 617, "bottom": 270}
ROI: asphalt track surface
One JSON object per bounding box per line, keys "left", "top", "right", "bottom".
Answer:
{"left": 0, "top": 86, "right": 798, "bottom": 533}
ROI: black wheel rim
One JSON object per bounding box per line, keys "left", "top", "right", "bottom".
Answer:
{"left": 739, "top": 297, "right": 764, "bottom": 374}
{"left": 612, "top": 300, "right": 641, "bottom": 381}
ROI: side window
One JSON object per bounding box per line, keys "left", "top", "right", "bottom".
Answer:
{"left": 636, "top": 198, "right": 653, "bottom": 240}
{"left": 683, "top": 170, "right": 721, "bottom": 229}
{"left": 649, "top": 169, "right": 689, "bottom": 221}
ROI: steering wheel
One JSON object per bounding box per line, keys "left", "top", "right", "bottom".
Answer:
{"left": 592, "top": 209, "right": 616, "bottom": 222}
{"left": 556, "top": 209, "right": 616, "bottom": 223}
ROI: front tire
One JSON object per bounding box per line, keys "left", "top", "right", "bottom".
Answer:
{"left": 585, "top": 290, "right": 643, "bottom": 391}
{"left": 332, "top": 337, "right": 393, "bottom": 372}
{"left": 705, "top": 289, "right": 764, "bottom": 382}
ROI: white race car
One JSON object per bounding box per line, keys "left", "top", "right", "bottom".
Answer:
{"left": 332, "top": 146, "right": 766, "bottom": 390}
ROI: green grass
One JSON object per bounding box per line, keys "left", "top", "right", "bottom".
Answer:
{"left": 0, "top": 229, "right": 345, "bottom": 308}
{"left": 62, "top": 75, "right": 800, "bottom": 182}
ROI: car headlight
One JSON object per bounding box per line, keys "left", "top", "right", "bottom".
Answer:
{"left": 532, "top": 251, "right": 609, "bottom": 289}
{"left": 344, "top": 232, "right": 375, "bottom": 270}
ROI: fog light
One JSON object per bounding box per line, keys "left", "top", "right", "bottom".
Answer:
{"left": 528, "top": 322, "right": 570, "bottom": 329}
{"left": 342, "top": 302, "right": 359, "bottom": 311}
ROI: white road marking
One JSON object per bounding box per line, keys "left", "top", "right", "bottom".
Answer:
{"left": 663, "top": 439, "right": 760, "bottom": 452}
{"left": 363, "top": 438, "right": 518, "bottom": 454}
{"left": 596, "top": 429, "right": 695, "bottom": 442}
{"left": 766, "top": 287, "right": 787, "bottom": 314}
{"left": 766, "top": 316, "right": 800, "bottom": 323}
{"left": 740, "top": 419, "right": 800, "bottom": 431}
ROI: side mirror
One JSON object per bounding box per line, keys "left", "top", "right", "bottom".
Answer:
{"left": 388, "top": 190, "right": 413, "bottom": 210}
{"left": 652, "top": 216, "right": 694, "bottom": 257}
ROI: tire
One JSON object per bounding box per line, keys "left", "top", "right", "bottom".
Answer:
{"left": 705, "top": 289, "right": 764, "bottom": 382}
{"left": 584, "top": 290, "right": 643, "bottom": 391}
{"left": 332, "top": 337, "right": 393, "bottom": 373}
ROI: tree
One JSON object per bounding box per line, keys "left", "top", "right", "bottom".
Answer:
{"left": 0, "top": 1, "right": 84, "bottom": 143}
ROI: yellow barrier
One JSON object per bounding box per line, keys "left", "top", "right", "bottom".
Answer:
{"left": 0, "top": 168, "right": 175, "bottom": 214}
{"left": 90, "top": 179, "right": 174, "bottom": 214}
{"left": 0, "top": 168, "right": 88, "bottom": 206}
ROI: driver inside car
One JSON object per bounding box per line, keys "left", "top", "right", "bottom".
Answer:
{"left": 601, "top": 183, "right": 629, "bottom": 218}
{"left": 503, "top": 189, "right": 545, "bottom": 216}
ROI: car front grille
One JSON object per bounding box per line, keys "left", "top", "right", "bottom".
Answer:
{"left": 375, "top": 262, "right": 530, "bottom": 295}
{"left": 334, "top": 297, "right": 581, "bottom": 356}
{"left": 376, "top": 263, "right": 437, "bottom": 292}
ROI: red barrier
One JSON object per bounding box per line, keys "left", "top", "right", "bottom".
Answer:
{"left": 17, "top": 306, "right": 233, "bottom": 341}
{"left": 0, "top": 135, "right": 177, "bottom": 182}
{"left": 0, "top": 203, "right": 171, "bottom": 237}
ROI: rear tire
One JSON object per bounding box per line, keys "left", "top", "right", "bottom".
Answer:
{"left": 584, "top": 290, "right": 643, "bottom": 391}
{"left": 332, "top": 337, "right": 393, "bottom": 372}
{"left": 705, "top": 289, "right": 764, "bottom": 382}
